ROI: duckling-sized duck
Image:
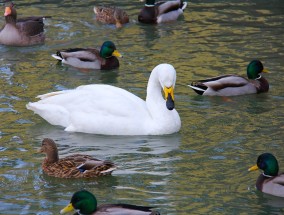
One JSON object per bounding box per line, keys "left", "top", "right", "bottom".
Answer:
{"left": 94, "top": 6, "right": 129, "bottom": 28}
{"left": 0, "top": 2, "right": 48, "bottom": 46}
{"left": 51, "top": 41, "right": 122, "bottom": 70}
{"left": 248, "top": 153, "right": 284, "bottom": 198}
{"left": 188, "top": 60, "right": 269, "bottom": 96}
{"left": 60, "top": 190, "right": 160, "bottom": 215}
{"left": 38, "top": 138, "right": 117, "bottom": 178}
{"left": 138, "top": 0, "right": 187, "bottom": 24}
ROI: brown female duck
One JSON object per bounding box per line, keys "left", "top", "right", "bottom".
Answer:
{"left": 0, "top": 3, "right": 48, "bottom": 46}
{"left": 94, "top": 6, "right": 129, "bottom": 28}
{"left": 138, "top": 0, "right": 187, "bottom": 24}
{"left": 38, "top": 138, "right": 117, "bottom": 178}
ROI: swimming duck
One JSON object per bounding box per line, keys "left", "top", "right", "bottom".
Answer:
{"left": 0, "top": 2, "right": 47, "bottom": 46}
{"left": 94, "top": 6, "right": 129, "bottom": 28}
{"left": 51, "top": 41, "right": 122, "bottom": 70}
{"left": 188, "top": 60, "right": 269, "bottom": 96}
{"left": 39, "top": 138, "right": 117, "bottom": 178}
{"left": 60, "top": 190, "right": 160, "bottom": 215}
{"left": 26, "top": 64, "right": 181, "bottom": 135}
{"left": 138, "top": 0, "right": 187, "bottom": 24}
{"left": 248, "top": 153, "right": 284, "bottom": 198}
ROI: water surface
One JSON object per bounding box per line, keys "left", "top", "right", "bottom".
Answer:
{"left": 0, "top": 0, "right": 284, "bottom": 214}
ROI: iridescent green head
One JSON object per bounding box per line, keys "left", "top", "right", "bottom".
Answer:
{"left": 60, "top": 190, "right": 97, "bottom": 214}
{"left": 246, "top": 60, "right": 267, "bottom": 79}
{"left": 249, "top": 153, "right": 279, "bottom": 177}
{"left": 100, "top": 41, "right": 122, "bottom": 59}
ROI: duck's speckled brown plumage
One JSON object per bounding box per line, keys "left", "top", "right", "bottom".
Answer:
{"left": 39, "top": 138, "right": 117, "bottom": 178}
{"left": 0, "top": 3, "right": 48, "bottom": 46}
{"left": 94, "top": 6, "right": 129, "bottom": 28}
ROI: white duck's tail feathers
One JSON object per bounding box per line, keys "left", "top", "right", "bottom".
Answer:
{"left": 36, "top": 91, "right": 67, "bottom": 100}
{"left": 51, "top": 54, "right": 63, "bottom": 61}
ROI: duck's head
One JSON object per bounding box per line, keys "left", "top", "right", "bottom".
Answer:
{"left": 100, "top": 41, "right": 122, "bottom": 59}
{"left": 247, "top": 60, "right": 268, "bottom": 79}
{"left": 248, "top": 153, "right": 279, "bottom": 177}
{"left": 4, "top": 2, "right": 17, "bottom": 21}
{"left": 60, "top": 190, "right": 97, "bottom": 214}
{"left": 155, "top": 64, "right": 176, "bottom": 111}
{"left": 38, "top": 138, "right": 59, "bottom": 163}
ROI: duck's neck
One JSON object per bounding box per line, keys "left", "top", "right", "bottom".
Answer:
{"left": 146, "top": 70, "right": 166, "bottom": 115}
{"left": 145, "top": 0, "right": 156, "bottom": 7}
{"left": 45, "top": 151, "right": 59, "bottom": 164}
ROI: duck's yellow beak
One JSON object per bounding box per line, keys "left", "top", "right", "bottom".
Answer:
{"left": 112, "top": 50, "right": 122, "bottom": 58}
{"left": 60, "top": 203, "right": 75, "bottom": 214}
{"left": 262, "top": 68, "right": 269, "bottom": 73}
{"left": 248, "top": 164, "right": 259, "bottom": 171}
{"left": 164, "top": 86, "right": 174, "bottom": 101}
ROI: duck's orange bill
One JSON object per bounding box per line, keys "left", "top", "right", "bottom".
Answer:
{"left": 4, "top": 7, "right": 11, "bottom": 16}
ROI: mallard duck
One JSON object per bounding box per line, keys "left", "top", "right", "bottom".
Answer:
{"left": 138, "top": 0, "right": 187, "bottom": 24}
{"left": 38, "top": 138, "right": 117, "bottom": 178}
{"left": 51, "top": 41, "right": 122, "bottom": 70}
{"left": 94, "top": 6, "right": 129, "bottom": 28}
{"left": 60, "top": 190, "right": 160, "bottom": 215}
{"left": 26, "top": 64, "right": 181, "bottom": 135}
{"left": 248, "top": 153, "right": 284, "bottom": 198}
{"left": 0, "top": 3, "right": 48, "bottom": 46}
{"left": 188, "top": 60, "right": 269, "bottom": 96}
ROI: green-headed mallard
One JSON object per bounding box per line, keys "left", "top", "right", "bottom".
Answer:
{"left": 248, "top": 153, "right": 284, "bottom": 198}
{"left": 39, "top": 138, "right": 117, "bottom": 178}
{"left": 138, "top": 0, "right": 187, "bottom": 24}
{"left": 188, "top": 60, "right": 269, "bottom": 96}
{"left": 60, "top": 190, "right": 160, "bottom": 215}
{"left": 26, "top": 64, "right": 181, "bottom": 135}
{"left": 94, "top": 6, "right": 129, "bottom": 28}
{"left": 51, "top": 41, "right": 122, "bottom": 70}
{"left": 0, "top": 2, "right": 48, "bottom": 46}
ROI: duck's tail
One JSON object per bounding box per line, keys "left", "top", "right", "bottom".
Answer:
{"left": 188, "top": 83, "right": 207, "bottom": 95}
{"left": 180, "top": 0, "right": 188, "bottom": 11}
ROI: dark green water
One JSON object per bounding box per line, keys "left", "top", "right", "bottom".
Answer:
{"left": 0, "top": 0, "right": 283, "bottom": 214}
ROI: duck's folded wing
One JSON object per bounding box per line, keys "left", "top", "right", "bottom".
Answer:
{"left": 16, "top": 19, "right": 44, "bottom": 36}
{"left": 59, "top": 48, "right": 100, "bottom": 62}
{"left": 97, "top": 204, "right": 159, "bottom": 214}
{"left": 197, "top": 75, "right": 249, "bottom": 91}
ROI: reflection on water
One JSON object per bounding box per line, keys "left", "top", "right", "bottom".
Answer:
{"left": 0, "top": 0, "right": 283, "bottom": 214}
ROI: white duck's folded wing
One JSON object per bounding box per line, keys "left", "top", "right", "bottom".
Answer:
{"left": 26, "top": 84, "right": 149, "bottom": 135}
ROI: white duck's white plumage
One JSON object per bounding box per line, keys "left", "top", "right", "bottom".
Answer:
{"left": 26, "top": 64, "right": 181, "bottom": 135}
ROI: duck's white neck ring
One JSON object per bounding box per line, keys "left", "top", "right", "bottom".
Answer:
{"left": 262, "top": 172, "right": 273, "bottom": 178}
{"left": 255, "top": 75, "right": 262, "bottom": 80}
{"left": 145, "top": 4, "right": 155, "bottom": 7}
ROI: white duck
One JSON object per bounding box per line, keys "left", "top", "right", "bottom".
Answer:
{"left": 26, "top": 64, "right": 181, "bottom": 135}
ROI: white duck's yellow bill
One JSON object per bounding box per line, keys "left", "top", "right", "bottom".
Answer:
{"left": 60, "top": 203, "right": 75, "bottom": 214}
{"left": 163, "top": 86, "right": 174, "bottom": 100}
{"left": 248, "top": 165, "right": 259, "bottom": 171}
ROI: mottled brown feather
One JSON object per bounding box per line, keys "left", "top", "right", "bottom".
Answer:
{"left": 39, "top": 138, "right": 117, "bottom": 178}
